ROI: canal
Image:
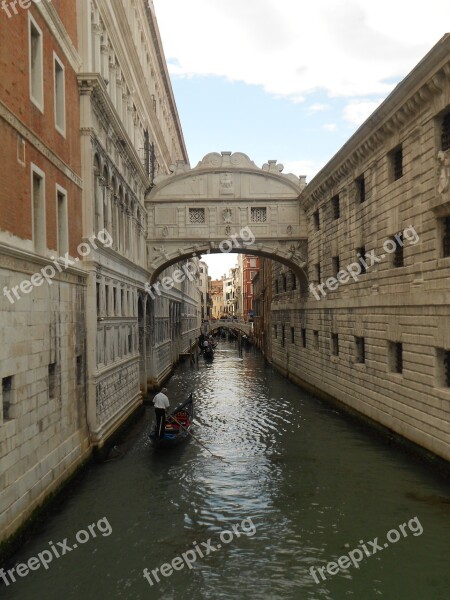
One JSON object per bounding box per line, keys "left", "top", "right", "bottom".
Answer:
{"left": 2, "top": 339, "right": 450, "bottom": 599}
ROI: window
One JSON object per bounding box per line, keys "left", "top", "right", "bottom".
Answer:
{"left": 355, "top": 174, "right": 365, "bottom": 203}
{"left": 275, "top": 279, "right": 279, "bottom": 294}
{"left": 250, "top": 259, "right": 257, "bottom": 268}
{"left": 291, "top": 327, "right": 295, "bottom": 344}
{"left": 251, "top": 207, "right": 267, "bottom": 223}
{"left": 313, "top": 210, "right": 320, "bottom": 231}
{"left": 315, "top": 263, "right": 321, "bottom": 282}
{"left": 54, "top": 54, "right": 66, "bottom": 135}
{"left": 442, "top": 216, "right": 450, "bottom": 258}
{"left": 128, "top": 330, "right": 132, "bottom": 353}
{"left": 29, "top": 14, "right": 43, "bottom": 110}
{"left": 48, "top": 363, "right": 57, "bottom": 398}
{"left": 332, "top": 256, "right": 340, "bottom": 278}
{"left": 56, "top": 186, "right": 68, "bottom": 255}
{"left": 389, "top": 342, "right": 403, "bottom": 374}
{"left": 292, "top": 272, "right": 297, "bottom": 290}
{"left": 358, "top": 246, "right": 367, "bottom": 274}
{"left": 31, "top": 164, "right": 46, "bottom": 254}
{"left": 281, "top": 325, "right": 285, "bottom": 348}
{"left": 2, "top": 376, "right": 13, "bottom": 421}
{"left": 313, "top": 330, "right": 319, "bottom": 350}
{"left": 189, "top": 208, "right": 205, "bottom": 224}
{"left": 331, "top": 333, "right": 339, "bottom": 356}
{"left": 441, "top": 112, "right": 450, "bottom": 151}
{"left": 274, "top": 324, "right": 278, "bottom": 339}
{"left": 436, "top": 348, "right": 450, "bottom": 387}
{"left": 105, "top": 284, "right": 110, "bottom": 315}
{"left": 282, "top": 274, "right": 287, "bottom": 291}
{"left": 76, "top": 355, "right": 83, "bottom": 385}
{"left": 355, "top": 336, "right": 366, "bottom": 364}
{"left": 331, "top": 195, "right": 340, "bottom": 219}
{"left": 301, "top": 328, "right": 307, "bottom": 348}
{"left": 390, "top": 145, "right": 403, "bottom": 181}
{"left": 393, "top": 233, "right": 404, "bottom": 267}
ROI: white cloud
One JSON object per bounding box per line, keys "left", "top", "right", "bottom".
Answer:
{"left": 342, "top": 99, "right": 384, "bottom": 126}
{"left": 323, "top": 123, "right": 337, "bottom": 132}
{"left": 282, "top": 160, "right": 325, "bottom": 182}
{"left": 153, "top": 0, "right": 448, "bottom": 101}
{"left": 308, "top": 103, "right": 330, "bottom": 114}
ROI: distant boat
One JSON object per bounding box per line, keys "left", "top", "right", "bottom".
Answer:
{"left": 203, "top": 345, "right": 214, "bottom": 360}
{"left": 149, "top": 393, "right": 193, "bottom": 448}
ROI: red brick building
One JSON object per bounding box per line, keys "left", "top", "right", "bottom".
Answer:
{"left": 240, "top": 254, "right": 260, "bottom": 321}
{"left": 0, "top": 3, "right": 88, "bottom": 543}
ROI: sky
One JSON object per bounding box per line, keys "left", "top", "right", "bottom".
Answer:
{"left": 152, "top": 0, "right": 450, "bottom": 278}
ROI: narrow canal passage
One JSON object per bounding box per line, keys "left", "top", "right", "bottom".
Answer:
{"left": 3, "top": 340, "right": 450, "bottom": 600}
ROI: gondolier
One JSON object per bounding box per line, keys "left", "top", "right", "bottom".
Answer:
{"left": 153, "top": 387, "right": 169, "bottom": 438}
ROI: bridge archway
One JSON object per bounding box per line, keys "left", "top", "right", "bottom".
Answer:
{"left": 145, "top": 152, "right": 309, "bottom": 284}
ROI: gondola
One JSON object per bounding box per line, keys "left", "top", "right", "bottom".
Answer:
{"left": 203, "top": 345, "right": 214, "bottom": 360}
{"left": 149, "top": 393, "right": 193, "bottom": 448}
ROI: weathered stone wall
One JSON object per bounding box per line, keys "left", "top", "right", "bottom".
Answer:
{"left": 270, "top": 36, "right": 450, "bottom": 462}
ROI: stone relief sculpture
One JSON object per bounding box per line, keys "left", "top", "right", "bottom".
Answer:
{"left": 437, "top": 150, "right": 450, "bottom": 195}
{"left": 220, "top": 173, "right": 234, "bottom": 195}
{"left": 222, "top": 208, "right": 233, "bottom": 223}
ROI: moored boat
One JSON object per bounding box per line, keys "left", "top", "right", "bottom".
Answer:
{"left": 149, "top": 393, "right": 193, "bottom": 448}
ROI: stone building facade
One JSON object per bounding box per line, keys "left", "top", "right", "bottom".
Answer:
{"left": 269, "top": 35, "right": 450, "bottom": 462}
{"left": 76, "top": 0, "right": 189, "bottom": 447}
{"left": 0, "top": 2, "right": 89, "bottom": 543}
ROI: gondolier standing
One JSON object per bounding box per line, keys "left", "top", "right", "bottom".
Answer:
{"left": 153, "top": 387, "right": 169, "bottom": 438}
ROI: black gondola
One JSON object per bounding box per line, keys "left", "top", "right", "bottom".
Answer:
{"left": 149, "top": 393, "right": 193, "bottom": 447}
{"left": 203, "top": 345, "right": 214, "bottom": 360}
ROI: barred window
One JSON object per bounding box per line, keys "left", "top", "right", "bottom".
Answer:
{"left": 189, "top": 208, "right": 205, "bottom": 224}
{"left": 393, "top": 233, "right": 404, "bottom": 268}
{"left": 301, "top": 328, "right": 307, "bottom": 348}
{"left": 332, "top": 256, "right": 340, "bottom": 277}
{"left": 281, "top": 325, "right": 285, "bottom": 348}
{"left": 355, "top": 336, "right": 366, "bottom": 364}
{"left": 356, "top": 174, "right": 365, "bottom": 203}
{"left": 251, "top": 207, "right": 267, "bottom": 222}
{"left": 313, "top": 210, "right": 320, "bottom": 231}
{"left": 391, "top": 146, "right": 403, "bottom": 181}
{"left": 331, "top": 195, "right": 340, "bottom": 219}
{"left": 389, "top": 342, "right": 403, "bottom": 374}
{"left": 443, "top": 216, "right": 450, "bottom": 258}
{"left": 331, "top": 333, "right": 339, "bottom": 356}
{"left": 291, "top": 327, "right": 295, "bottom": 344}
{"left": 441, "top": 112, "right": 450, "bottom": 151}
{"left": 313, "top": 330, "right": 319, "bottom": 350}
{"left": 358, "top": 246, "right": 367, "bottom": 274}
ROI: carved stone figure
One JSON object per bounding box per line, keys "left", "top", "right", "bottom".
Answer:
{"left": 222, "top": 208, "right": 232, "bottom": 223}
{"left": 220, "top": 173, "right": 234, "bottom": 195}
{"left": 437, "top": 150, "right": 450, "bottom": 195}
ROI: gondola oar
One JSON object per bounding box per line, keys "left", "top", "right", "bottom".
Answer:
{"left": 168, "top": 413, "right": 229, "bottom": 463}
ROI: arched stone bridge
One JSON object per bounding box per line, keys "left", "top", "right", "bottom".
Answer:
{"left": 145, "top": 152, "right": 308, "bottom": 284}
{"left": 204, "top": 320, "right": 253, "bottom": 336}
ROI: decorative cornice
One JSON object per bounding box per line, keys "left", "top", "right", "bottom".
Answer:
{"left": 0, "top": 99, "right": 83, "bottom": 189}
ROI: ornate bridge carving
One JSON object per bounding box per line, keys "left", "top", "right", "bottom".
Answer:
{"left": 146, "top": 152, "right": 308, "bottom": 282}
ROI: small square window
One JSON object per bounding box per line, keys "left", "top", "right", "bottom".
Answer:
{"left": 355, "top": 174, "right": 365, "bottom": 203}
{"left": 313, "top": 210, "right": 320, "bottom": 231}
{"left": 48, "top": 363, "right": 57, "bottom": 399}
{"left": 355, "top": 336, "right": 366, "bottom": 364}
{"left": 331, "top": 333, "right": 339, "bottom": 356}
{"left": 390, "top": 145, "right": 403, "bottom": 181}
{"left": 2, "top": 376, "right": 13, "bottom": 421}
{"left": 251, "top": 207, "right": 267, "bottom": 223}
{"left": 331, "top": 195, "right": 340, "bottom": 219}
{"left": 389, "top": 342, "right": 403, "bottom": 374}
{"left": 332, "top": 256, "right": 340, "bottom": 278}
{"left": 189, "top": 208, "right": 205, "bottom": 224}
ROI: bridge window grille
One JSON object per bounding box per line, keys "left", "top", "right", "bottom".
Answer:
{"left": 443, "top": 216, "right": 450, "bottom": 257}
{"left": 441, "top": 112, "right": 450, "bottom": 151}
{"left": 301, "top": 328, "right": 307, "bottom": 348}
{"left": 355, "top": 336, "right": 366, "bottom": 363}
{"left": 189, "top": 208, "right": 205, "bottom": 224}
{"left": 332, "top": 333, "right": 339, "bottom": 356}
{"left": 331, "top": 195, "right": 340, "bottom": 219}
{"left": 250, "top": 207, "right": 267, "bottom": 223}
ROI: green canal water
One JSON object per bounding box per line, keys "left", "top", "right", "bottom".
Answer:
{"left": 2, "top": 340, "right": 450, "bottom": 599}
